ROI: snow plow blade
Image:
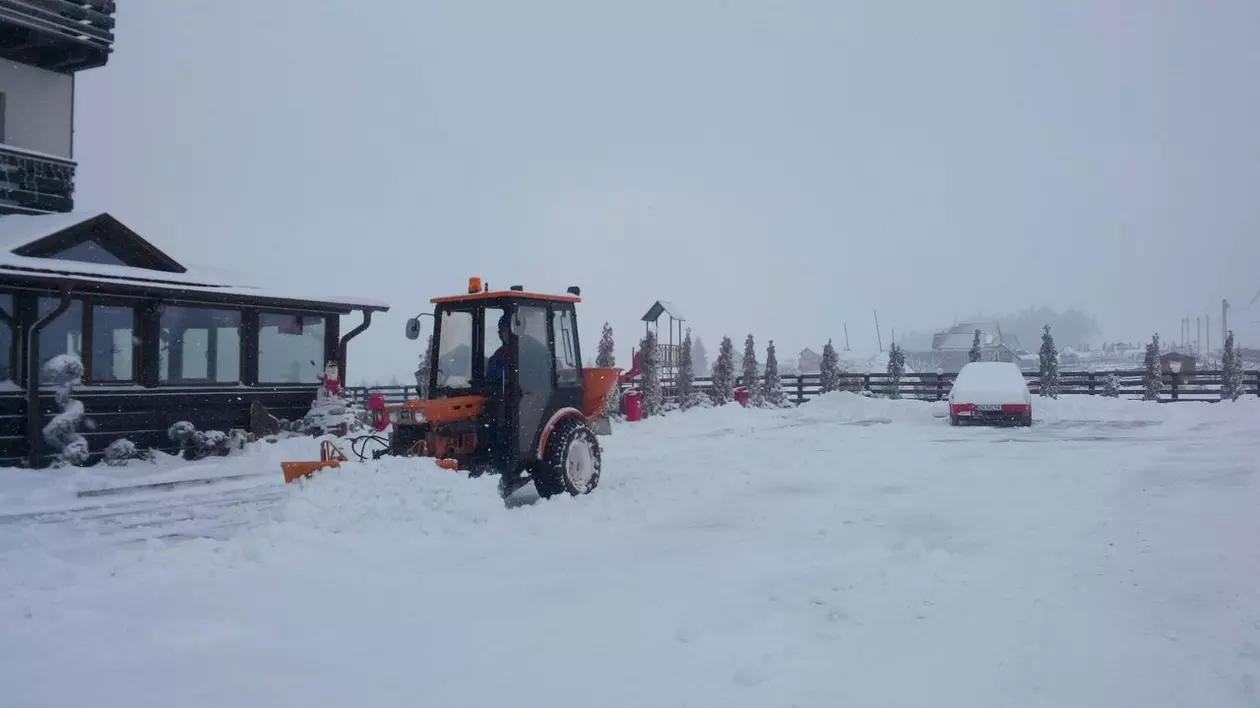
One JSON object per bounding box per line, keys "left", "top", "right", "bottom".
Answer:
{"left": 282, "top": 440, "right": 348, "bottom": 483}
{"left": 282, "top": 459, "right": 341, "bottom": 483}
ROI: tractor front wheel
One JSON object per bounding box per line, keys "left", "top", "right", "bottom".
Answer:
{"left": 533, "top": 418, "right": 601, "bottom": 499}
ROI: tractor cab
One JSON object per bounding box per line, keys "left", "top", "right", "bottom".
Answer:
{"left": 379, "top": 277, "right": 620, "bottom": 499}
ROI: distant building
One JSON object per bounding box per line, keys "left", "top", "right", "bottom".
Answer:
{"left": 1159, "top": 352, "right": 1196, "bottom": 377}
{"left": 797, "top": 347, "right": 821, "bottom": 373}
{"left": 918, "top": 322, "right": 1026, "bottom": 373}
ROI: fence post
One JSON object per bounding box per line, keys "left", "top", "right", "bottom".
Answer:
{"left": 935, "top": 373, "right": 943, "bottom": 401}
{"left": 1170, "top": 373, "right": 1179, "bottom": 401}
{"left": 796, "top": 375, "right": 805, "bottom": 405}
{"left": 1087, "top": 372, "right": 1095, "bottom": 395}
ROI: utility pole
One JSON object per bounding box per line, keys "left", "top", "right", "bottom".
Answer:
{"left": 1222, "top": 298, "right": 1230, "bottom": 350}
{"left": 1197, "top": 317, "right": 1202, "bottom": 353}
{"left": 873, "top": 310, "right": 883, "bottom": 352}
{"left": 1206, "top": 315, "right": 1212, "bottom": 354}
{"left": 843, "top": 324, "right": 850, "bottom": 351}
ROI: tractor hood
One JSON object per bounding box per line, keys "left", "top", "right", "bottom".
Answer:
{"left": 382, "top": 395, "right": 487, "bottom": 426}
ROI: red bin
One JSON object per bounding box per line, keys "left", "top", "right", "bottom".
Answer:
{"left": 623, "top": 388, "right": 643, "bottom": 422}
{"left": 367, "top": 393, "right": 389, "bottom": 431}
{"left": 733, "top": 386, "right": 749, "bottom": 407}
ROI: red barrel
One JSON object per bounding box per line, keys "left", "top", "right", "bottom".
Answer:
{"left": 623, "top": 388, "right": 643, "bottom": 422}
{"left": 367, "top": 393, "right": 389, "bottom": 431}
{"left": 733, "top": 386, "right": 749, "bottom": 407}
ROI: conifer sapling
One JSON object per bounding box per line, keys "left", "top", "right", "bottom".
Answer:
{"left": 709, "top": 335, "right": 736, "bottom": 405}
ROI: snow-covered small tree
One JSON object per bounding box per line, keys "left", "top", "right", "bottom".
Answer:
{"left": 594, "top": 322, "right": 622, "bottom": 416}
{"left": 819, "top": 339, "right": 841, "bottom": 394}
{"left": 693, "top": 337, "right": 710, "bottom": 376}
{"left": 710, "top": 335, "right": 736, "bottom": 405}
{"left": 640, "top": 330, "right": 663, "bottom": 417}
{"left": 1221, "top": 330, "right": 1242, "bottom": 401}
{"left": 1102, "top": 372, "right": 1122, "bottom": 398}
{"left": 1039, "top": 325, "right": 1060, "bottom": 398}
{"left": 677, "top": 328, "right": 711, "bottom": 410}
{"left": 41, "top": 354, "right": 89, "bottom": 467}
{"left": 969, "top": 329, "right": 982, "bottom": 363}
{"left": 886, "top": 343, "right": 906, "bottom": 399}
{"left": 597, "top": 322, "right": 615, "bottom": 367}
{"left": 763, "top": 340, "right": 792, "bottom": 408}
{"left": 1142, "top": 333, "right": 1162, "bottom": 401}
{"left": 742, "top": 334, "right": 765, "bottom": 407}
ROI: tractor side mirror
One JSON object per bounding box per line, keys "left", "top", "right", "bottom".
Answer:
{"left": 405, "top": 317, "right": 421, "bottom": 340}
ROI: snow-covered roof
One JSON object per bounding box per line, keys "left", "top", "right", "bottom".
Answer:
{"left": 933, "top": 322, "right": 1019, "bottom": 351}
{"left": 0, "top": 212, "right": 390, "bottom": 313}
{"left": 641, "top": 300, "right": 686, "bottom": 322}
{"left": 0, "top": 211, "right": 109, "bottom": 253}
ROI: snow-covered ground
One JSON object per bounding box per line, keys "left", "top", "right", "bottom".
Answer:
{"left": 3, "top": 394, "right": 1260, "bottom": 708}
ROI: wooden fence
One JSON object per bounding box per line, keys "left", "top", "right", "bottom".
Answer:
{"left": 346, "top": 369, "right": 1259, "bottom": 408}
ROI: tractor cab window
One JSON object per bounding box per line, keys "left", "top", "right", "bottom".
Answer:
{"left": 435, "top": 309, "right": 474, "bottom": 389}
{"left": 483, "top": 306, "right": 508, "bottom": 385}
{"left": 553, "top": 306, "right": 580, "bottom": 385}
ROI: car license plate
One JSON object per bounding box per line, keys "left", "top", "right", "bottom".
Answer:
{"left": 977, "top": 404, "right": 1003, "bottom": 412}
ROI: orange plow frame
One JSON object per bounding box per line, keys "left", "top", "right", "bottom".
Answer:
{"left": 282, "top": 440, "right": 349, "bottom": 484}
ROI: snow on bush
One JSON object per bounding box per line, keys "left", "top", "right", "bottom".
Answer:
{"left": 886, "top": 343, "right": 906, "bottom": 399}
{"left": 168, "top": 421, "right": 235, "bottom": 461}
{"left": 640, "top": 330, "right": 663, "bottom": 417}
{"left": 676, "top": 328, "right": 711, "bottom": 410}
{"left": 1143, "top": 334, "right": 1162, "bottom": 401}
{"left": 763, "top": 340, "right": 792, "bottom": 408}
{"left": 103, "top": 438, "right": 154, "bottom": 466}
{"left": 1039, "top": 325, "right": 1061, "bottom": 398}
{"left": 1102, "top": 372, "right": 1122, "bottom": 398}
{"left": 819, "top": 339, "right": 841, "bottom": 394}
{"left": 1220, "top": 330, "right": 1243, "bottom": 401}
{"left": 300, "top": 390, "right": 367, "bottom": 438}
{"left": 595, "top": 322, "right": 622, "bottom": 416}
{"left": 709, "top": 336, "right": 736, "bottom": 406}
{"left": 969, "top": 329, "right": 982, "bottom": 363}
{"left": 41, "top": 354, "right": 90, "bottom": 467}
{"left": 742, "top": 334, "right": 765, "bottom": 407}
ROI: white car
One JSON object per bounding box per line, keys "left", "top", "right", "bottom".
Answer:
{"left": 948, "top": 361, "right": 1033, "bottom": 427}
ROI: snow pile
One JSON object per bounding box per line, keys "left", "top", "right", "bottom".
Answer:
{"left": 2, "top": 396, "right": 1260, "bottom": 708}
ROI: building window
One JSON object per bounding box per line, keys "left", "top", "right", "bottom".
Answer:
{"left": 258, "top": 313, "right": 326, "bottom": 383}
{"left": 0, "top": 293, "right": 13, "bottom": 383}
{"left": 552, "top": 307, "right": 580, "bottom": 385}
{"left": 37, "top": 297, "right": 84, "bottom": 375}
{"left": 158, "top": 306, "right": 241, "bottom": 383}
{"left": 90, "top": 304, "right": 136, "bottom": 382}
{"left": 47, "top": 239, "right": 130, "bottom": 268}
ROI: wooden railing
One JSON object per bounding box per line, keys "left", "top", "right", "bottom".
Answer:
{"left": 345, "top": 369, "right": 1259, "bottom": 408}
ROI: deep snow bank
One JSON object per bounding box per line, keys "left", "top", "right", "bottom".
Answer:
{"left": 2, "top": 394, "right": 1260, "bottom": 708}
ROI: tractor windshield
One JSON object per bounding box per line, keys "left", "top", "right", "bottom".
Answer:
{"left": 435, "top": 309, "right": 474, "bottom": 388}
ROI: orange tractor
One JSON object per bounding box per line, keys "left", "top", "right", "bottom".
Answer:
{"left": 284, "top": 278, "right": 621, "bottom": 501}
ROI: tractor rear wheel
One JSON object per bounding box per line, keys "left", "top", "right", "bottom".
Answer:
{"left": 533, "top": 418, "right": 601, "bottom": 499}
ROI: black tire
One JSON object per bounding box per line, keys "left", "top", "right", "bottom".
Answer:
{"left": 949, "top": 415, "right": 959, "bottom": 426}
{"left": 533, "top": 418, "right": 601, "bottom": 499}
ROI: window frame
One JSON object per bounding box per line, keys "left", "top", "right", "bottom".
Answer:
{"left": 155, "top": 303, "right": 244, "bottom": 386}
{"left": 34, "top": 293, "right": 142, "bottom": 386}
{"left": 255, "top": 311, "right": 331, "bottom": 385}
{"left": 0, "top": 290, "right": 15, "bottom": 385}
{"left": 550, "top": 303, "right": 582, "bottom": 387}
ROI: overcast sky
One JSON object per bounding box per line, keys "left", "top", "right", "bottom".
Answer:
{"left": 73, "top": 1, "right": 1260, "bottom": 380}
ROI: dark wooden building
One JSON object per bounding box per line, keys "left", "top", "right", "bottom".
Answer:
{"left": 0, "top": 211, "right": 389, "bottom": 467}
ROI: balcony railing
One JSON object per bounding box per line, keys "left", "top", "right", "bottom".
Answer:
{"left": 0, "top": 1, "right": 116, "bottom": 72}
{"left": 0, "top": 143, "right": 75, "bottom": 214}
